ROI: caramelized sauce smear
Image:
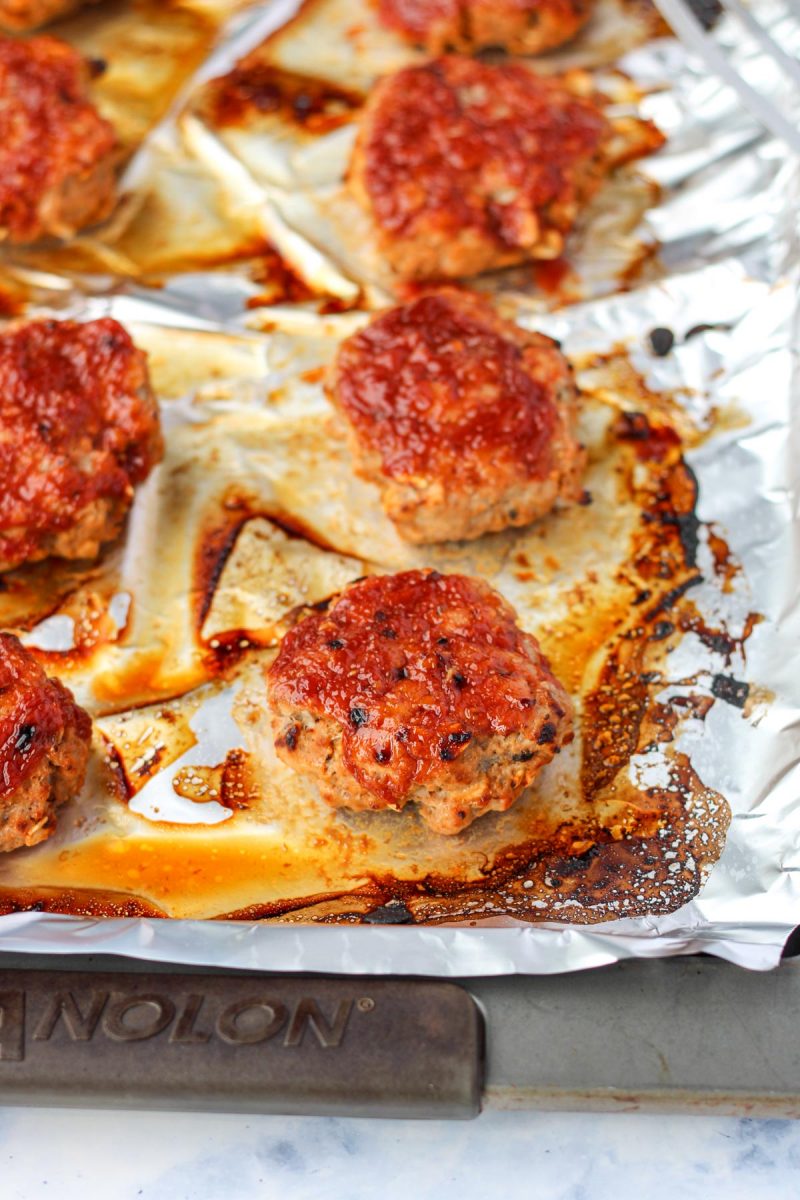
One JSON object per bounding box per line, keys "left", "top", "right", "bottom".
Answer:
{"left": 247, "top": 244, "right": 315, "bottom": 308}
{"left": 207, "top": 62, "right": 363, "bottom": 133}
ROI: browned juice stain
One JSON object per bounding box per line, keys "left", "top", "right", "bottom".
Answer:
{"left": 193, "top": 489, "right": 349, "bottom": 657}
{"left": 0, "top": 285, "right": 26, "bottom": 318}
{"left": 533, "top": 573, "right": 633, "bottom": 696}
{"left": 194, "top": 492, "right": 257, "bottom": 635}
{"left": 205, "top": 61, "right": 363, "bottom": 133}
{"left": 617, "top": 239, "right": 662, "bottom": 291}
{"left": 130, "top": 238, "right": 278, "bottom": 290}
{"left": 90, "top": 649, "right": 207, "bottom": 711}
{"left": 0, "top": 883, "right": 165, "bottom": 919}
{"left": 677, "top": 605, "right": 761, "bottom": 691}
{"left": 578, "top": 415, "right": 701, "bottom": 799}
{"left": 707, "top": 527, "right": 739, "bottom": 593}
{"left": 246, "top": 247, "right": 367, "bottom": 314}
{"left": 248, "top": 245, "right": 316, "bottom": 307}
{"left": 628, "top": 0, "right": 673, "bottom": 38}
{"left": 37, "top": 590, "right": 125, "bottom": 668}
{"left": 173, "top": 748, "right": 257, "bottom": 811}
{"left": 116, "top": 235, "right": 279, "bottom": 288}
{"left": 2, "top": 828, "right": 374, "bottom": 920}
{"left": 702, "top": 400, "right": 751, "bottom": 439}
{"left": 576, "top": 346, "right": 705, "bottom": 444}
{"left": 193, "top": 497, "right": 282, "bottom": 674}
{"left": 99, "top": 703, "right": 198, "bottom": 799}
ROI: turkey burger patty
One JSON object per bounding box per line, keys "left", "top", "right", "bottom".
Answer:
{"left": 267, "top": 570, "right": 574, "bottom": 835}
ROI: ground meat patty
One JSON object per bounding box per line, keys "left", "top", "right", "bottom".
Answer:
{"left": 378, "top": 0, "right": 593, "bottom": 56}
{"left": 268, "top": 570, "right": 573, "bottom": 834}
{"left": 0, "top": 0, "right": 104, "bottom": 31}
{"left": 0, "top": 318, "right": 163, "bottom": 573}
{"left": 0, "top": 633, "right": 91, "bottom": 852}
{"left": 350, "top": 55, "right": 612, "bottom": 281}
{"left": 0, "top": 35, "right": 118, "bottom": 243}
{"left": 328, "top": 289, "right": 585, "bottom": 542}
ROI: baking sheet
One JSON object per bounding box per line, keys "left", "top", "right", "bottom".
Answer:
{"left": 0, "top": 0, "right": 797, "bottom": 972}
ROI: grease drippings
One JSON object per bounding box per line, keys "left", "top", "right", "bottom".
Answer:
{"left": 0, "top": 351, "right": 757, "bottom": 924}
{"left": 207, "top": 62, "right": 363, "bottom": 133}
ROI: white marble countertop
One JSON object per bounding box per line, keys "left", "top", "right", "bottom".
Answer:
{"left": 2, "top": 1107, "right": 799, "bottom": 1199}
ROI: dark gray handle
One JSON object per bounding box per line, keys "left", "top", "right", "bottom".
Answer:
{"left": 0, "top": 969, "right": 483, "bottom": 1118}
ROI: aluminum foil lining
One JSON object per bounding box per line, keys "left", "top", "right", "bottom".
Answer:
{"left": 0, "top": 0, "right": 798, "bottom": 973}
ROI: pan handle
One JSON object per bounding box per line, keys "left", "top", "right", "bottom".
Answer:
{"left": 0, "top": 966, "right": 483, "bottom": 1119}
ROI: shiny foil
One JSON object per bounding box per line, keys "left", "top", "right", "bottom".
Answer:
{"left": 0, "top": 0, "right": 797, "bottom": 973}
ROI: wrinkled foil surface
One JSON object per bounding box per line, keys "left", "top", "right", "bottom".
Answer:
{"left": 0, "top": 0, "right": 797, "bottom": 973}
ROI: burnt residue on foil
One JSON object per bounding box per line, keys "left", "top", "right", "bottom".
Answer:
{"left": 203, "top": 60, "right": 363, "bottom": 134}
{"left": 0, "top": 887, "right": 166, "bottom": 919}
{"left": 220, "top": 410, "right": 740, "bottom": 926}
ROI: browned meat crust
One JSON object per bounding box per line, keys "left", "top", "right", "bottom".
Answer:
{"left": 350, "top": 55, "right": 663, "bottom": 281}
{"left": 0, "top": 632, "right": 91, "bottom": 852}
{"left": 378, "top": 0, "right": 593, "bottom": 56}
{"left": 0, "top": 318, "right": 163, "bottom": 572}
{"left": 350, "top": 56, "right": 608, "bottom": 281}
{"left": 0, "top": 35, "right": 118, "bottom": 243}
{"left": 328, "top": 288, "right": 586, "bottom": 542}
